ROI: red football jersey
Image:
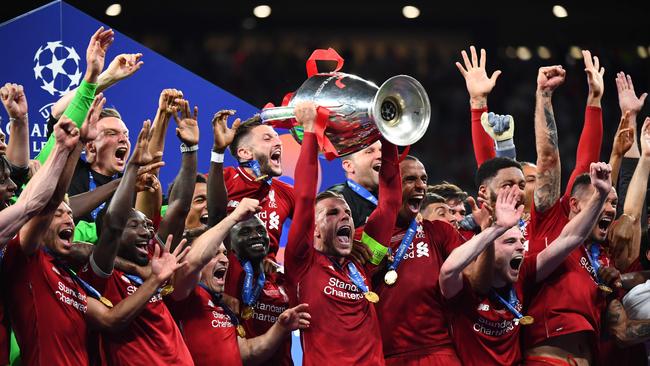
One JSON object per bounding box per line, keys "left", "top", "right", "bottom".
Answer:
{"left": 88, "top": 269, "right": 193, "bottom": 365}
{"left": 524, "top": 196, "right": 610, "bottom": 349}
{"left": 2, "top": 236, "right": 90, "bottom": 365}
{"left": 224, "top": 166, "right": 295, "bottom": 257}
{"left": 167, "top": 286, "right": 243, "bottom": 366}
{"left": 376, "top": 220, "right": 462, "bottom": 359}
{"left": 448, "top": 254, "right": 537, "bottom": 366}
{"left": 232, "top": 263, "right": 292, "bottom": 366}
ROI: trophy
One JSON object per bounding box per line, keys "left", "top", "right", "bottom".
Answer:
{"left": 260, "top": 48, "right": 431, "bottom": 158}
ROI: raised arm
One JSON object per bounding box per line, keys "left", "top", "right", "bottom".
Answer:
{"left": 455, "top": 46, "right": 501, "bottom": 166}
{"left": 616, "top": 72, "right": 648, "bottom": 159}
{"left": 86, "top": 238, "right": 188, "bottom": 332}
{"left": 359, "top": 138, "right": 401, "bottom": 264}
{"left": 207, "top": 110, "right": 241, "bottom": 228}
{"left": 157, "top": 99, "right": 199, "bottom": 250}
{"left": 19, "top": 116, "right": 83, "bottom": 254}
{"left": 0, "top": 116, "right": 77, "bottom": 245}
{"left": 285, "top": 102, "right": 319, "bottom": 273}
{"left": 536, "top": 162, "right": 611, "bottom": 280}
{"left": 51, "top": 53, "right": 143, "bottom": 120}
{"left": 609, "top": 118, "right": 650, "bottom": 270}
{"left": 609, "top": 112, "right": 634, "bottom": 188}
{"left": 92, "top": 120, "right": 159, "bottom": 275}
{"left": 439, "top": 186, "right": 523, "bottom": 299}
{"left": 1, "top": 83, "right": 29, "bottom": 168}
{"left": 171, "top": 198, "right": 260, "bottom": 301}
{"left": 565, "top": 50, "right": 604, "bottom": 194}
{"left": 238, "top": 303, "right": 310, "bottom": 365}
{"left": 533, "top": 65, "right": 565, "bottom": 212}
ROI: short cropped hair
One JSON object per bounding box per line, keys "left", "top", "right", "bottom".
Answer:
{"left": 428, "top": 182, "right": 468, "bottom": 202}
{"left": 229, "top": 115, "right": 263, "bottom": 161}
{"left": 99, "top": 108, "right": 122, "bottom": 120}
{"left": 315, "top": 190, "right": 346, "bottom": 205}
{"left": 570, "top": 173, "right": 592, "bottom": 198}
{"left": 421, "top": 193, "right": 446, "bottom": 212}
{"left": 167, "top": 173, "right": 207, "bottom": 198}
{"left": 475, "top": 157, "right": 522, "bottom": 189}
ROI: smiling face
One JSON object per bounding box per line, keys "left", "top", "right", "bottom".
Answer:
{"left": 117, "top": 209, "right": 152, "bottom": 266}
{"left": 493, "top": 226, "right": 526, "bottom": 285}
{"left": 185, "top": 182, "right": 208, "bottom": 229}
{"left": 314, "top": 195, "right": 354, "bottom": 258}
{"left": 230, "top": 216, "right": 270, "bottom": 262}
{"left": 45, "top": 201, "right": 75, "bottom": 256}
{"left": 399, "top": 159, "right": 428, "bottom": 221}
{"left": 200, "top": 243, "right": 229, "bottom": 294}
{"left": 343, "top": 140, "right": 382, "bottom": 192}
{"left": 88, "top": 117, "right": 131, "bottom": 176}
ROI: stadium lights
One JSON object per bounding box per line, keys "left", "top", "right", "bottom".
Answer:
{"left": 638, "top": 46, "right": 649, "bottom": 59}
{"left": 516, "top": 47, "right": 532, "bottom": 61}
{"left": 105, "top": 3, "right": 122, "bottom": 17}
{"left": 569, "top": 46, "right": 582, "bottom": 59}
{"left": 537, "top": 46, "right": 552, "bottom": 59}
{"left": 552, "top": 5, "right": 568, "bottom": 18}
{"left": 402, "top": 6, "right": 420, "bottom": 19}
{"left": 253, "top": 5, "right": 272, "bottom": 18}
{"left": 505, "top": 46, "right": 517, "bottom": 59}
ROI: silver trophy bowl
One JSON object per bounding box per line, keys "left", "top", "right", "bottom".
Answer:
{"left": 260, "top": 73, "right": 430, "bottom": 157}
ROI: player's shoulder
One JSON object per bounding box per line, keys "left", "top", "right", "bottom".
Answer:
{"left": 223, "top": 166, "right": 238, "bottom": 179}
{"left": 272, "top": 178, "right": 294, "bottom": 192}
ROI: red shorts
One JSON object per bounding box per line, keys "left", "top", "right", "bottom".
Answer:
{"left": 385, "top": 347, "right": 461, "bottom": 366}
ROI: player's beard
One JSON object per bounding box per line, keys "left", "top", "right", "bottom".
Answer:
{"left": 254, "top": 152, "right": 280, "bottom": 177}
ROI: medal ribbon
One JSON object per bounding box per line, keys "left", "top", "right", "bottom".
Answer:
{"left": 198, "top": 283, "right": 240, "bottom": 327}
{"left": 124, "top": 273, "right": 165, "bottom": 295}
{"left": 88, "top": 171, "right": 118, "bottom": 220}
{"left": 387, "top": 219, "right": 418, "bottom": 272}
{"left": 346, "top": 180, "right": 378, "bottom": 205}
{"left": 239, "top": 160, "right": 272, "bottom": 185}
{"left": 241, "top": 260, "right": 266, "bottom": 307}
{"left": 345, "top": 261, "right": 372, "bottom": 296}
{"left": 490, "top": 287, "right": 525, "bottom": 321}
{"left": 44, "top": 248, "right": 106, "bottom": 305}
{"left": 584, "top": 243, "right": 605, "bottom": 284}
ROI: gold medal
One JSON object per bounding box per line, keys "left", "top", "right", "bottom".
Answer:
{"left": 518, "top": 315, "right": 534, "bottom": 325}
{"left": 241, "top": 306, "right": 254, "bottom": 320}
{"left": 236, "top": 325, "right": 246, "bottom": 338}
{"left": 254, "top": 174, "right": 269, "bottom": 182}
{"left": 159, "top": 284, "right": 174, "bottom": 296}
{"left": 100, "top": 296, "right": 114, "bottom": 308}
{"left": 384, "top": 270, "right": 398, "bottom": 286}
{"left": 598, "top": 284, "right": 613, "bottom": 294}
{"left": 364, "top": 291, "right": 379, "bottom": 303}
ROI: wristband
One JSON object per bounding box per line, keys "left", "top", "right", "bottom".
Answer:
{"left": 90, "top": 252, "right": 113, "bottom": 278}
{"left": 8, "top": 113, "right": 28, "bottom": 123}
{"left": 211, "top": 151, "right": 225, "bottom": 163}
{"left": 360, "top": 231, "right": 389, "bottom": 265}
{"left": 180, "top": 143, "right": 198, "bottom": 153}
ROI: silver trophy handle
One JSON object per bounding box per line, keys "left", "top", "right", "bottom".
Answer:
{"left": 260, "top": 107, "right": 296, "bottom": 123}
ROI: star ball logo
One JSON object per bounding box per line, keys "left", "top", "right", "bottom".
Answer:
{"left": 33, "top": 41, "right": 82, "bottom": 96}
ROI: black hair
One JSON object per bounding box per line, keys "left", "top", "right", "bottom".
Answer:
{"left": 570, "top": 173, "right": 592, "bottom": 198}
{"left": 474, "top": 157, "right": 522, "bottom": 189}
{"left": 166, "top": 173, "right": 208, "bottom": 199}
{"left": 428, "top": 182, "right": 468, "bottom": 202}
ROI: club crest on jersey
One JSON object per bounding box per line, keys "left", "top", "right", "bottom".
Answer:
{"left": 268, "top": 189, "right": 277, "bottom": 208}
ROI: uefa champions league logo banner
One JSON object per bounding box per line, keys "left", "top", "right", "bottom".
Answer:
{"left": 0, "top": 0, "right": 345, "bottom": 195}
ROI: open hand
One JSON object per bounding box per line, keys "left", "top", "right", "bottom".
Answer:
{"left": 455, "top": 46, "right": 501, "bottom": 100}
{"left": 85, "top": 27, "right": 114, "bottom": 82}
{"left": 150, "top": 235, "right": 190, "bottom": 283}
{"left": 129, "top": 120, "right": 154, "bottom": 166}
{"left": 172, "top": 98, "right": 199, "bottom": 146}
{"left": 616, "top": 72, "right": 647, "bottom": 115}
{"left": 212, "top": 109, "right": 241, "bottom": 152}
{"left": 612, "top": 111, "right": 634, "bottom": 157}
{"left": 102, "top": 53, "right": 143, "bottom": 83}
{"left": 583, "top": 50, "right": 605, "bottom": 99}
{"left": 80, "top": 93, "right": 106, "bottom": 143}
{"left": 494, "top": 186, "right": 524, "bottom": 229}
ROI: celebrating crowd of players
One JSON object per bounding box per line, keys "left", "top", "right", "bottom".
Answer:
{"left": 1, "top": 26, "right": 650, "bottom": 366}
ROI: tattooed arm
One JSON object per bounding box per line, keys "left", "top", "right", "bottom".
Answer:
{"left": 608, "top": 299, "right": 650, "bottom": 347}
{"left": 533, "top": 66, "right": 565, "bottom": 213}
